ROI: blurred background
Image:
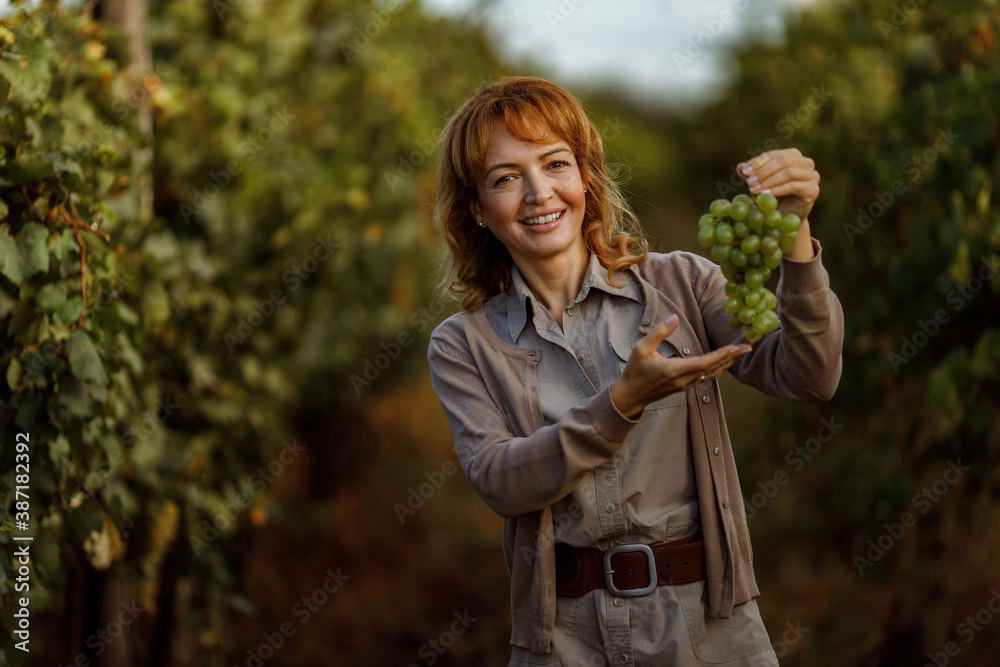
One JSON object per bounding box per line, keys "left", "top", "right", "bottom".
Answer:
{"left": 0, "top": 0, "right": 998, "bottom": 665}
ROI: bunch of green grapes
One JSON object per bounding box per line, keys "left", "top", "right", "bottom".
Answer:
{"left": 696, "top": 192, "right": 801, "bottom": 342}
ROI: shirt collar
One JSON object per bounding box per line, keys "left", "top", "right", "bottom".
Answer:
{"left": 505, "top": 251, "right": 643, "bottom": 342}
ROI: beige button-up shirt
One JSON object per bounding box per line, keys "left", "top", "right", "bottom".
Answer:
{"left": 427, "top": 240, "right": 844, "bottom": 654}
{"left": 504, "top": 253, "right": 699, "bottom": 551}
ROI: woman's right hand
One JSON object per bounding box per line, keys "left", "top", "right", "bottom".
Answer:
{"left": 609, "top": 315, "right": 752, "bottom": 419}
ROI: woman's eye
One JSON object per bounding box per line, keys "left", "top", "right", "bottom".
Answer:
{"left": 550, "top": 160, "right": 570, "bottom": 169}
{"left": 493, "top": 174, "right": 513, "bottom": 186}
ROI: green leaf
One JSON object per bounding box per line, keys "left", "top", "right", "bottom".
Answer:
{"left": 50, "top": 232, "right": 78, "bottom": 262}
{"left": 142, "top": 282, "right": 170, "bottom": 325}
{"left": 0, "top": 222, "right": 50, "bottom": 284}
{"left": 54, "top": 295, "right": 84, "bottom": 325}
{"left": 6, "top": 357, "right": 20, "bottom": 390}
{"left": 66, "top": 329, "right": 107, "bottom": 386}
{"left": 0, "top": 56, "right": 52, "bottom": 106}
{"left": 36, "top": 282, "right": 67, "bottom": 312}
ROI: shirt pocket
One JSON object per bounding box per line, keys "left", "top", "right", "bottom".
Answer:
{"left": 609, "top": 338, "right": 688, "bottom": 411}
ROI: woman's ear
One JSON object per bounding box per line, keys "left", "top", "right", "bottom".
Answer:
{"left": 469, "top": 200, "right": 483, "bottom": 225}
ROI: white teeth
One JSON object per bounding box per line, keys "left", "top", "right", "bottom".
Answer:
{"left": 521, "top": 211, "right": 563, "bottom": 226}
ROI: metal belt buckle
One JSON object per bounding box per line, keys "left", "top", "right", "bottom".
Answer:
{"left": 603, "top": 543, "right": 657, "bottom": 597}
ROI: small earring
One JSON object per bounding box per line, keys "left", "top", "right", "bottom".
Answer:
{"left": 583, "top": 188, "right": 588, "bottom": 193}
{"left": 478, "top": 220, "right": 486, "bottom": 227}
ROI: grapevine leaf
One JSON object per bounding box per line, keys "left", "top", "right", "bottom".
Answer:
{"left": 54, "top": 295, "right": 84, "bottom": 325}
{"left": 36, "top": 283, "right": 66, "bottom": 312}
{"left": 66, "top": 329, "right": 107, "bottom": 386}
{"left": 50, "top": 232, "right": 78, "bottom": 262}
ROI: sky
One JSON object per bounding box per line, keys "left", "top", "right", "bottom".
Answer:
{"left": 419, "top": 0, "right": 822, "bottom": 113}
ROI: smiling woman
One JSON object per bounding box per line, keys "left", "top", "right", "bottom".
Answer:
{"left": 426, "top": 76, "right": 844, "bottom": 666}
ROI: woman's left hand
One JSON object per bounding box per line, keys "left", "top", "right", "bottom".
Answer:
{"left": 736, "top": 148, "right": 820, "bottom": 222}
{"left": 737, "top": 148, "right": 820, "bottom": 261}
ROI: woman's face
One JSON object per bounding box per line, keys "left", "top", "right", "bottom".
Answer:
{"left": 470, "top": 120, "right": 588, "bottom": 270}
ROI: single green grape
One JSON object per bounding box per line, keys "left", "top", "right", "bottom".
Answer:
{"left": 746, "top": 207, "right": 765, "bottom": 230}
{"left": 763, "top": 226, "right": 781, "bottom": 239}
{"left": 723, "top": 296, "right": 742, "bottom": 314}
{"left": 760, "top": 236, "right": 779, "bottom": 256}
{"left": 759, "top": 266, "right": 771, "bottom": 282}
{"left": 754, "top": 298, "right": 769, "bottom": 314}
{"left": 730, "top": 248, "right": 748, "bottom": 267}
{"left": 733, "top": 221, "right": 750, "bottom": 239}
{"left": 744, "top": 326, "right": 763, "bottom": 343}
{"left": 738, "top": 306, "right": 755, "bottom": 325}
{"left": 729, "top": 314, "right": 743, "bottom": 330}
{"left": 740, "top": 235, "right": 761, "bottom": 254}
{"left": 698, "top": 225, "right": 716, "bottom": 248}
{"left": 745, "top": 267, "right": 764, "bottom": 288}
{"left": 756, "top": 192, "right": 778, "bottom": 212}
{"left": 698, "top": 214, "right": 716, "bottom": 228}
{"left": 779, "top": 214, "right": 801, "bottom": 234}
{"left": 778, "top": 232, "right": 797, "bottom": 254}
{"left": 762, "top": 289, "right": 777, "bottom": 310}
{"left": 715, "top": 222, "right": 734, "bottom": 246}
{"left": 721, "top": 262, "right": 739, "bottom": 279}
{"left": 736, "top": 282, "right": 751, "bottom": 298}
{"left": 744, "top": 291, "right": 762, "bottom": 308}
{"left": 764, "top": 210, "right": 783, "bottom": 228}
{"left": 763, "top": 249, "right": 782, "bottom": 269}
{"left": 724, "top": 279, "right": 740, "bottom": 297}
{"left": 709, "top": 199, "right": 732, "bottom": 217}
{"left": 711, "top": 243, "right": 732, "bottom": 264}
{"left": 730, "top": 201, "right": 750, "bottom": 221}
{"left": 733, "top": 194, "right": 753, "bottom": 207}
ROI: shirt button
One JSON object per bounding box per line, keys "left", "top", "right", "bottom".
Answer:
{"left": 642, "top": 317, "right": 650, "bottom": 326}
{"left": 701, "top": 395, "right": 710, "bottom": 404}
{"left": 605, "top": 503, "right": 616, "bottom": 513}
{"left": 567, "top": 307, "right": 575, "bottom": 316}
{"left": 682, "top": 348, "right": 691, "bottom": 355}
{"left": 613, "top": 597, "right": 623, "bottom": 607}
{"left": 723, "top": 499, "right": 731, "bottom": 509}
{"left": 576, "top": 354, "right": 585, "bottom": 363}
{"left": 714, "top": 447, "right": 721, "bottom": 455}
{"left": 619, "top": 656, "right": 629, "bottom": 664}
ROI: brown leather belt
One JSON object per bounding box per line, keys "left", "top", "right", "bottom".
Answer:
{"left": 555, "top": 533, "right": 705, "bottom": 597}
